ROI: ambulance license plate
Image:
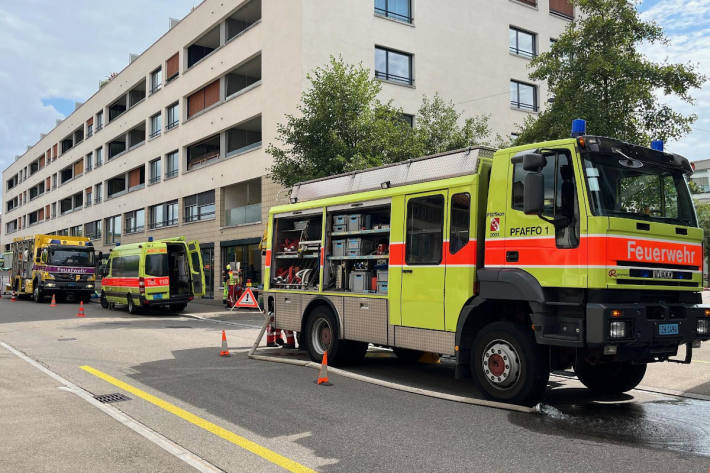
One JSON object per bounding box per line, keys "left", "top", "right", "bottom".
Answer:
{"left": 658, "top": 323, "right": 679, "bottom": 336}
{"left": 153, "top": 293, "right": 163, "bottom": 300}
{"left": 653, "top": 270, "right": 673, "bottom": 279}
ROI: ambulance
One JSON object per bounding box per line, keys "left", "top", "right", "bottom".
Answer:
{"left": 264, "top": 120, "right": 709, "bottom": 405}
{"left": 101, "top": 237, "right": 205, "bottom": 313}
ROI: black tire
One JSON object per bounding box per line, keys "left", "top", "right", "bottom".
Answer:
{"left": 127, "top": 294, "right": 139, "bottom": 314}
{"left": 304, "top": 306, "right": 364, "bottom": 366}
{"left": 574, "top": 360, "right": 647, "bottom": 395}
{"left": 471, "top": 321, "right": 549, "bottom": 406}
{"left": 170, "top": 304, "right": 187, "bottom": 312}
{"left": 81, "top": 293, "right": 92, "bottom": 304}
{"left": 393, "top": 347, "right": 423, "bottom": 363}
{"left": 33, "top": 281, "right": 43, "bottom": 303}
{"left": 100, "top": 291, "right": 109, "bottom": 309}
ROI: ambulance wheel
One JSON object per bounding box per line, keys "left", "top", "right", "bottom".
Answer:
{"left": 100, "top": 291, "right": 109, "bottom": 309}
{"left": 574, "top": 360, "right": 646, "bottom": 395}
{"left": 304, "top": 306, "right": 355, "bottom": 366}
{"left": 127, "top": 294, "right": 139, "bottom": 314}
{"left": 393, "top": 348, "right": 423, "bottom": 363}
{"left": 33, "top": 281, "right": 43, "bottom": 303}
{"left": 471, "top": 321, "right": 549, "bottom": 406}
{"left": 170, "top": 304, "right": 186, "bottom": 312}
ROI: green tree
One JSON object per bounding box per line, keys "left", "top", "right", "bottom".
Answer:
{"left": 514, "top": 0, "right": 704, "bottom": 146}
{"left": 267, "top": 57, "right": 418, "bottom": 187}
{"left": 268, "top": 58, "right": 495, "bottom": 187}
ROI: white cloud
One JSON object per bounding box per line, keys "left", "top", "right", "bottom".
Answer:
{"left": 0, "top": 0, "right": 197, "bottom": 173}
{"left": 640, "top": 0, "right": 710, "bottom": 161}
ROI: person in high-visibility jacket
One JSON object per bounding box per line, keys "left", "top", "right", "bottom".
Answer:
{"left": 222, "top": 264, "right": 234, "bottom": 306}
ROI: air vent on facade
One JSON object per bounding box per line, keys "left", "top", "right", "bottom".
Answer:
{"left": 94, "top": 393, "right": 131, "bottom": 404}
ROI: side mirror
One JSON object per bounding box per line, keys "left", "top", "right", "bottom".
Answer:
{"left": 523, "top": 173, "right": 544, "bottom": 215}
{"left": 523, "top": 153, "right": 546, "bottom": 172}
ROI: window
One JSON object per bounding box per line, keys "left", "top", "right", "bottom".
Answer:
{"left": 112, "top": 255, "right": 139, "bottom": 278}
{"left": 70, "top": 225, "right": 83, "bottom": 237}
{"left": 222, "top": 243, "right": 261, "bottom": 285}
{"left": 87, "top": 123, "right": 93, "bottom": 138}
{"left": 149, "top": 158, "right": 161, "bottom": 184}
{"left": 401, "top": 113, "right": 414, "bottom": 127}
{"left": 95, "top": 147, "right": 103, "bottom": 167}
{"left": 375, "top": 0, "right": 412, "bottom": 23}
{"left": 96, "top": 111, "right": 103, "bottom": 131}
{"left": 166, "top": 151, "right": 179, "bottom": 178}
{"left": 184, "top": 190, "right": 215, "bottom": 222}
{"left": 85, "top": 220, "right": 101, "bottom": 240}
{"left": 125, "top": 209, "right": 145, "bottom": 234}
{"left": 166, "top": 52, "right": 179, "bottom": 82}
{"left": 166, "top": 102, "right": 179, "bottom": 129}
{"left": 512, "top": 156, "right": 555, "bottom": 215}
{"left": 151, "top": 68, "right": 162, "bottom": 93}
{"left": 145, "top": 254, "right": 168, "bottom": 277}
{"left": 516, "top": 0, "right": 537, "bottom": 5}
{"left": 509, "top": 27, "right": 536, "bottom": 59}
{"left": 405, "top": 194, "right": 444, "bottom": 265}
{"left": 105, "top": 215, "right": 121, "bottom": 245}
{"left": 85, "top": 187, "right": 92, "bottom": 207}
{"left": 510, "top": 80, "right": 537, "bottom": 111}
{"left": 150, "top": 200, "right": 178, "bottom": 229}
{"left": 550, "top": 0, "right": 573, "bottom": 18}
{"left": 375, "top": 47, "right": 413, "bottom": 85}
{"left": 95, "top": 183, "right": 103, "bottom": 203}
{"left": 450, "top": 193, "right": 471, "bottom": 254}
{"left": 85, "top": 153, "right": 93, "bottom": 172}
{"left": 150, "top": 113, "right": 162, "bottom": 138}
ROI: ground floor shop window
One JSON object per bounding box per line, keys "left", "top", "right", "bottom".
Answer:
{"left": 221, "top": 241, "right": 261, "bottom": 286}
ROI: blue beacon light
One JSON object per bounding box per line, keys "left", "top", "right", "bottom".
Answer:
{"left": 651, "top": 140, "right": 664, "bottom": 152}
{"left": 571, "top": 119, "right": 586, "bottom": 137}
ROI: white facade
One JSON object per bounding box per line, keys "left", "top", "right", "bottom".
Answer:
{"left": 2, "top": 0, "right": 573, "bottom": 297}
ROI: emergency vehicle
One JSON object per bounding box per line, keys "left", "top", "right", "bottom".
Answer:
{"left": 264, "top": 120, "right": 710, "bottom": 405}
{"left": 9, "top": 234, "right": 96, "bottom": 302}
{"left": 101, "top": 237, "right": 205, "bottom": 313}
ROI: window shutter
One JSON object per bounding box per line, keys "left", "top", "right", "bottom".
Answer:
{"left": 45, "top": 205, "right": 50, "bottom": 218}
{"left": 46, "top": 177, "right": 51, "bottom": 188}
{"left": 87, "top": 117, "right": 93, "bottom": 126}
{"left": 166, "top": 53, "right": 179, "bottom": 79}
{"left": 39, "top": 156, "right": 45, "bottom": 168}
{"left": 187, "top": 89, "right": 205, "bottom": 118}
{"left": 52, "top": 144, "right": 58, "bottom": 158}
{"left": 74, "top": 160, "right": 84, "bottom": 175}
{"left": 549, "top": 0, "right": 573, "bottom": 17}
{"left": 204, "top": 80, "right": 220, "bottom": 108}
{"left": 128, "top": 168, "right": 141, "bottom": 187}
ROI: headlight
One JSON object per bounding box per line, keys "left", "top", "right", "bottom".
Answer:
{"left": 698, "top": 319, "right": 709, "bottom": 336}
{"left": 42, "top": 272, "right": 55, "bottom": 280}
{"left": 46, "top": 282, "right": 56, "bottom": 288}
{"left": 87, "top": 284, "right": 94, "bottom": 289}
{"left": 610, "top": 321, "right": 627, "bottom": 339}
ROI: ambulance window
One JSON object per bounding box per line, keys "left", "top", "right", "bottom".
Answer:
{"left": 146, "top": 254, "right": 168, "bottom": 276}
{"left": 449, "top": 193, "right": 470, "bottom": 254}
{"left": 512, "top": 159, "right": 555, "bottom": 216}
{"left": 406, "top": 194, "right": 444, "bottom": 265}
{"left": 123, "top": 255, "right": 139, "bottom": 277}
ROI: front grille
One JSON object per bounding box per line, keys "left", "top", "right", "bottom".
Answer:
{"left": 53, "top": 273, "right": 90, "bottom": 282}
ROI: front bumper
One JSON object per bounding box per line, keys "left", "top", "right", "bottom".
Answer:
{"left": 41, "top": 281, "right": 94, "bottom": 294}
{"left": 139, "top": 294, "right": 192, "bottom": 306}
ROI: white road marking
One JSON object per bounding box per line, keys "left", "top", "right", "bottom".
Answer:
{"left": 0, "top": 341, "right": 225, "bottom": 473}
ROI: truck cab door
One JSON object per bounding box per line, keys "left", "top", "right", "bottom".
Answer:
{"left": 186, "top": 241, "right": 206, "bottom": 297}
{"left": 400, "top": 190, "right": 448, "bottom": 330}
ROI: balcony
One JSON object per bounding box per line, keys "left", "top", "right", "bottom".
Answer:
{"left": 225, "top": 203, "right": 261, "bottom": 226}
{"left": 187, "top": 25, "right": 220, "bottom": 69}
{"left": 226, "top": 0, "right": 261, "bottom": 42}
{"left": 108, "top": 95, "right": 127, "bottom": 122}
{"left": 223, "top": 178, "right": 261, "bottom": 227}
{"left": 187, "top": 135, "right": 220, "bottom": 170}
{"left": 226, "top": 116, "right": 262, "bottom": 157}
{"left": 225, "top": 54, "right": 261, "bottom": 100}
{"left": 128, "top": 80, "right": 146, "bottom": 108}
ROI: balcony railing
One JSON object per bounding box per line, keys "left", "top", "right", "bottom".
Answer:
{"left": 149, "top": 175, "right": 161, "bottom": 184}
{"left": 165, "top": 169, "right": 178, "bottom": 179}
{"left": 509, "top": 46, "right": 536, "bottom": 59}
{"left": 511, "top": 100, "right": 538, "bottom": 112}
{"left": 166, "top": 120, "right": 179, "bottom": 130}
{"left": 374, "top": 6, "right": 412, "bottom": 23}
{"left": 150, "top": 218, "right": 178, "bottom": 229}
{"left": 374, "top": 70, "right": 413, "bottom": 86}
{"left": 225, "top": 203, "right": 261, "bottom": 226}
{"left": 149, "top": 129, "right": 161, "bottom": 138}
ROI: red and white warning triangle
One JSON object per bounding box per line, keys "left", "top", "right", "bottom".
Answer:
{"left": 235, "top": 287, "right": 260, "bottom": 309}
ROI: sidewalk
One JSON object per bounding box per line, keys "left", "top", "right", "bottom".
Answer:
{"left": 0, "top": 348, "right": 198, "bottom": 473}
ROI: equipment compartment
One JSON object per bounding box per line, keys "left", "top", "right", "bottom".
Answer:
{"left": 270, "top": 211, "right": 322, "bottom": 290}
{"left": 324, "top": 202, "right": 390, "bottom": 294}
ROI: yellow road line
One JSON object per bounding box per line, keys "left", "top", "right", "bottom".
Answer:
{"left": 694, "top": 359, "right": 710, "bottom": 364}
{"left": 81, "top": 365, "right": 316, "bottom": 473}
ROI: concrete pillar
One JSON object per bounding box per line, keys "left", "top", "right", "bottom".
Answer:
{"left": 219, "top": 131, "right": 227, "bottom": 159}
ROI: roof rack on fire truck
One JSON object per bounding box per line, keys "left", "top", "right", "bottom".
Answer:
{"left": 289, "top": 146, "right": 496, "bottom": 203}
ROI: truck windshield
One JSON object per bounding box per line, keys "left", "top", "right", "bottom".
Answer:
{"left": 582, "top": 153, "right": 697, "bottom": 227}
{"left": 50, "top": 248, "right": 95, "bottom": 267}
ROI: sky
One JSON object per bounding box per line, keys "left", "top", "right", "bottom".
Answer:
{"left": 0, "top": 0, "right": 708, "bottom": 178}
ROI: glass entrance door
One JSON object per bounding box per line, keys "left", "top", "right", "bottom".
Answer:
{"left": 201, "top": 246, "right": 214, "bottom": 298}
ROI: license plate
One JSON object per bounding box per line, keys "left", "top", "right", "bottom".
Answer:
{"left": 153, "top": 293, "right": 163, "bottom": 300}
{"left": 659, "top": 323, "right": 679, "bottom": 335}
{"left": 67, "top": 283, "right": 77, "bottom": 288}
{"left": 653, "top": 270, "right": 673, "bottom": 279}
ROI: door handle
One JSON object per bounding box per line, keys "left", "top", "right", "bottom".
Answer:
{"left": 402, "top": 269, "right": 413, "bottom": 273}
{"left": 506, "top": 251, "right": 519, "bottom": 262}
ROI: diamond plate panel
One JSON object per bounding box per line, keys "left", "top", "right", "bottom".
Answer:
{"left": 343, "top": 297, "right": 388, "bottom": 345}
{"left": 272, "top": 292, "right": 301, "bottom": 331}
{"left": 393, "top": 326, "right": 455, "bottom": 355}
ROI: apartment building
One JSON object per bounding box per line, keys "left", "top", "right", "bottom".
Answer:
{"left": 2, "top": 0, "right": 573, "bottom": 298}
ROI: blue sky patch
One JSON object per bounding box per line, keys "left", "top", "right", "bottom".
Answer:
{"left": 41, "top": 97, "right": 75, "bottom": 117}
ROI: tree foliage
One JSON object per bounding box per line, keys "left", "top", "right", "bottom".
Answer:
{"left": 514, "top": 0, "right": 705, "bottom": 146}
{"left": 268, "top": 57, "right": 493, "bottom": 187}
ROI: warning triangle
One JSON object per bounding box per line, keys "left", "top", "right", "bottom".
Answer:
{"left": 235, "top": 287, "right": 260, "bottom": 309}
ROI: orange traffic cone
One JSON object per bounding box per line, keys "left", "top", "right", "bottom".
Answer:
{"left": 219, "top": 330, "right": 231, "bottom": 357}
{"left": 76, "top": 300, "right": 86, "bottom": 317}
{"left": 11, "top": 292, "right": 17, "bottom": 302}
{"left": 315, "top": 351, "right": 332, "bottom": 386}
{"left": 50, "top": 294, "right": 57, "bottom": 307}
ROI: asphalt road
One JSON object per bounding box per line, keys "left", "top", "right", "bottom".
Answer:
{"left": 1, "top": 296, "right": 709, "bottom": 473}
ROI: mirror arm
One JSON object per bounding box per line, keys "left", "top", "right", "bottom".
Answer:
{"left": 537, "top": 213, "right": 571, "bottom": 228}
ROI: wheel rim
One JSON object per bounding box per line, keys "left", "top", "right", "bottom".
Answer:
{"left": 310, "top": 317, "right": 332, "bottom": 355}
{"left": 128, "top": 296, "right": 133, "bottom": 312}
{"left": 34, "top": 286, "right": 39, "bottom": 301}
{"left": 482, "top": 339, "right": 521, "bottom": 390}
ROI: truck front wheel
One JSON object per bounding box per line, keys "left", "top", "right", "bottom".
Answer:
{"left": 33, "top": 281, "right": 43, "bottom": 303}
{"left": 471, "top": 321, "right": 549, "bottom": 406}
{"left": 574, "top": 360, "right": 646, "bottom": 395}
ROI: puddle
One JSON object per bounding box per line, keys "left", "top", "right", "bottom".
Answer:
{"left": 510, "top": 397, "right": 710, "bottom": 457}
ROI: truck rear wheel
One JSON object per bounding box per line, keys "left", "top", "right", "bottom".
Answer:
{"left": 304, "top": 306, "right": 364, "bottom": 366}
{"left": 100, "top": 291, "right": 109, "bottom": 309}
{"left": 471, "top": 321, "right": 549, "bottom": 406}
{"left": 33, "top": 282, "right": 43, "bottom": 303}
{"left": 574, "top": 360, "right": 646, "bottom": 395}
